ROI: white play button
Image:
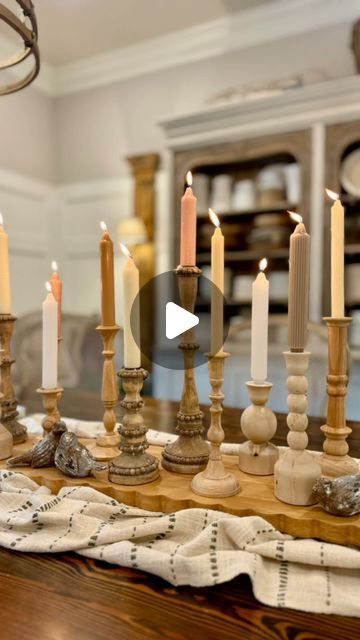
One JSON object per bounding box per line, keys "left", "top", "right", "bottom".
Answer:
{"left": 166, "top": 302, "right": 199, "bottom": 340}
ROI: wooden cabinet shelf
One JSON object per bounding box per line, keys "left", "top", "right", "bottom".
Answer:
{"left": 197, "top": 248, "right": 289, "bottom": 263}
{"left": 197, "top": 202, "right": 297, "bottom": 219}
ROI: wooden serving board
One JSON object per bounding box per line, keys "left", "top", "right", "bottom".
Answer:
{"left": 2, "top": 436, "right": 359, "bottom": 547}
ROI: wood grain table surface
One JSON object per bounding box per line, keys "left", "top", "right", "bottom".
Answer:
{"left": 0, "top": 390, "right": 359, "bottom": 640}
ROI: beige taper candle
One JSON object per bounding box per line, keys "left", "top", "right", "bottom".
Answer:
{"left": 288, "top": 213, "right": 310, "bottom": 352}
{"left": 209, "top": 209, "right": 224, "bottom": 355}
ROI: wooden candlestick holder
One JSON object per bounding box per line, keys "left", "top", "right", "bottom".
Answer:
{"left": 89, "top": 324, "right": 120, "bottom": 461}
{"left": 239, "top": 382, "right": 278, "bottom": 475}
{"left": 162, "top": 265, "right": 209, "bottom": 474}
{"left": 36, "top": 387, "right": 64, "bottom": 434}
{"left": 191, "top": 352, "right": 240, "bottom": 497}
{"left": 109, "top": 367, "right": 159, "bottom": 485}
{"left": 319, "top": 317, "right": 359, "bottom": 477}
{"left": 0, "top": 391, "right": 13, "bottom": 460}
{"left": 275, "top": 351, "right": 321, "bottom": 505}
{"left": 0, "top": 314, "right": 27, "bottom": 443}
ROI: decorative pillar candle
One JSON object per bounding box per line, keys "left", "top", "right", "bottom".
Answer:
{"left": 50, "top": 261, "right": 63, "bottom": 339}
{"left": 180, "top": 171, "right": 197, "bottom": 266}
{"left": 209, "top": 208, "right": 224, "bottom": 355}
{"left": 100, "top": 221, "right": 116, "bottom": 326}
{"left": 0, "top": 213, "right": 11, "bottom": 314}
{"left": 42, "top": 283, "right": 58, "bottom": 389}
{"left": 288, "top": 212, "right": 311, "bottom": 352}
{"left": 120, "top": 243, "right": 141, "bottom": 368}
{"left": 251, "top": 259, "right": 269, "bottom": 383}
{"left": 326, "top": 189, "right": 345, "bottom": 318}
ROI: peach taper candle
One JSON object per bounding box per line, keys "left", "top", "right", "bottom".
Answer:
{"left": 209, "top": 208, "right": 224, "bottom": 355}
{"left": 180, "top": 171, "right": 197, "bottom": 266}
{"left": 100, "top": 221, "right": 116, "bottom": 326}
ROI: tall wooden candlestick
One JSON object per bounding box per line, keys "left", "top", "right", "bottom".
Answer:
{"left": 0, "top": 314, "right": 27, "bottom": 443}
{"left": 162, "top": 266, "right": 210, "bottom": 473}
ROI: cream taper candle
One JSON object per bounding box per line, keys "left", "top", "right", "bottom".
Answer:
{"left": 180, "top": 171, "right": 197, "bottom": 266}
{"left": 251, "top": 259, "right": 269, "bottom": 383}
{"left": 326, "top": 190, "right": 345, "bottom": 318}
{"left": 0, "top": 213, "right": 11, "bottom": 314}
{"left": 121, "top": 243, "right": 141, "bottom": 368}
{"left": 288, "top": 212, "right": 310, "bottom": 352}
{"left": 42, "top": 283, "right": 58, "bottom": 389}
{"left": 50, "top": 261, "right": 63, "bottom": 339}
{"left": 209, "top": 208, "right": 224, "bottom": 355}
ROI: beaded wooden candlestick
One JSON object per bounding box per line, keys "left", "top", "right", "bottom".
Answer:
{"left": 239, "top": 382, "right": 278, "bottom": 475}
{"left": 36, "top": 386, "right": 63, "bottom": 434}
{"left": 109, "top": 367, "right": 159, "bottom": 485}
{"left": 274, "top": 351, "right": 321, "bottom": 505}
{"left": 162, "top": 266, "right": 209, "bottom": 474}
{"left": 319, "top": 317, "right": 359, "bottom": 477}
{"left": 191, "top": 352, "right": 239, "bottom": 497}
{"left": 89, "top": 324, "right": 120, "bottom": 461}
{"left": 0, "top": 314, "right": 27, "bottom": 443}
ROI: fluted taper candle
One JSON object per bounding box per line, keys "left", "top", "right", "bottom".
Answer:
{"left": 288, "top": 212, "right": 310, "bottom": 352}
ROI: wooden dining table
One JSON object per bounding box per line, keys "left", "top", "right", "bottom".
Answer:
{"left": 0, "top": 391, "right": 359, "bottom": 640}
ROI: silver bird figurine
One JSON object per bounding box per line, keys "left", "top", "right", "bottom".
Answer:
{"left": 7, "top": 421, "right": 67, "bottom": 468}
{"left": 54, "top": 431, "right": 108, "bottom": 479}
{"left": 313, "top": 474, "right": 360, "bottom": 516}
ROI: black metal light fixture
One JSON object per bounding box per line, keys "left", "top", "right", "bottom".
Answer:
{"left": 0, "top": 0, "right": 40, "bottom": 95}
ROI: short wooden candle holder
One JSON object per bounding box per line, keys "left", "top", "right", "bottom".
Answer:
{"left": 88, "top": 324, "right": 120, "bottom": 461}
{"left": 239, "top": 381, "right": 278, "bottom": 475}
{"left": 275, "top": 351, "right": 321, "bottom": 505}
{"left": 319, "top": 317, "right": 359, "bottom": 477}
{"left": 36, "top": 387, "right": 64, "bottom": 434}
{"left": 109, "top": 367, "right": 159, "bottom": 485}
{"left": 162, "top": 266, "right": 210, "bottom": 474}
{"left": 191, "top": 352, "right": 240, "bottom": 498}
{"left": 0, "top": 314, "right": 27, "bottom": 443}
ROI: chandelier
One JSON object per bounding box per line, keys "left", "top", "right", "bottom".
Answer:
{"left": 0, "top": 0, "right": 40, "bottom": 95}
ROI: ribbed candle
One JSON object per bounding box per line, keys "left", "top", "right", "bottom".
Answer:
{"left": 288, "top": 222, "right": 310, "bottom": 352}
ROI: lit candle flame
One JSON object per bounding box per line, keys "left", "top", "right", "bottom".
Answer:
{"left": 325, "top": 188, "right": 339, "bottom": 201}
{"left": 288, "top": 210, "right": 303, "bottom": 224}
{"left": 186, "top": 170, "right": 193, "bottom": 187}
{"left": 120, "top": 242, "right": 133, "bottom": 259}
{"left": 51, "top": 260, "right": 58, "bottom": 272}
{"left": 208, "top": 208, "right": 220, "bottom": 228}
{"left": 100, "top": 220, "right": 107, "bottom": 232}
{"left": 259, "top": 258, "right": 268, "bottom": 272}
{"left": 45, "top": 281, "right": 52, "bottom": 293}
{"left": 0, "top": 213, "right": 3, "bottom": 225}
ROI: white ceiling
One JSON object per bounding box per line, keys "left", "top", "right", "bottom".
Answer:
{"left": 32, "top": 0, "right": 274, "bottom": 66}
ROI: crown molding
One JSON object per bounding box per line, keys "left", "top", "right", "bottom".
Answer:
{"left": 0, "top": 0, "right": 357, "bottom": 98}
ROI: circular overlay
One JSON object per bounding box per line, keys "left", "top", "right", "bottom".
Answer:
{"left": 130, "top": 269, "right": 230, "bottom": 370}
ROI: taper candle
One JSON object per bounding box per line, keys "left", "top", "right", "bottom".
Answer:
{"left": 251, "top": 259, "right": 269, "bottom": 383}
{"left": 42, "top": 283, "right": 58, "bottom": 389}
{"left": 288, "top": 212, "right": 310, "bottom": 352}
{"left": 120, "top": 243, "right": 141, "bottom": 368}
{"left": 326, "top": 189, "right": 345, "bottom": 318}
{"left": 0, "top": 213, "right": 11, "bottom": 314}
{"left": 180, "top": 171, "right": 197, "bottom": 266}
{"left": 50, "top": 261, "right": 63, "bottom": 339}
{"left": 100, "top": 221, "right": 116, "bottom": 326}
{"left": 209, "top": 208, "right": 224, "bottom": 355}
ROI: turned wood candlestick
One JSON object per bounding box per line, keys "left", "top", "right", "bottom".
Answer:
{"left": 275, "top": 351, "right": 321, "bottom": 505}
{"left": 162, "top": 265, "right": 209, "bottom": 474}
{"left": 319, "top": 317, "right": 359, "bottom": 477}
{"left": 239, "top": 382, "right": 278, "bottom": 475}
{"left": 191, "top": 352, "right": 240, "bottom": 497}
{"left": 89, "top": 324, "right": 120, "bottom": 461}
{"left": 36, "top": 386, "right": 64, "bottom": 434}
{"left": 0, "top": 391, "right": 13, "bottom": 460}
{"left": 109, "top": 367, "right": 159, "bottom": 485}
{"left": 0, "top": 314, "right": 27, "bottom": 443}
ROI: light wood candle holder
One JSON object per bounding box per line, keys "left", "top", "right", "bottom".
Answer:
{"left": 109, "top": 367, "right": 159, "bottom": 485}
{"left": 319, "top": 317, "right": 359, "bottom": 477}
{"left": 239, "top": 382, "right": 278, "bottom": 475}
{"left": 89, "top": 324, "right": 120, "bottom": 461}
{"left": 191, "top": 352, "right": 240, "bottom": 497}
{"left": 0, "top": 314, "right": 27, "bottom": 443}
{"left": 162, "top": 265, "right": 209, "bottom": 474}
{"left": 36, "top": 387, "right": 64, "bottom": 434}
{"left": 275, "top": 351, "right": 321, "bottom": 505}
{"left": 0, "top": 391, "right": 13, "bottom": 460}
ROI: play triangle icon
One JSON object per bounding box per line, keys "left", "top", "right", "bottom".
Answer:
{"left": 166, "top": 302, "right": 199, "bottom": 340}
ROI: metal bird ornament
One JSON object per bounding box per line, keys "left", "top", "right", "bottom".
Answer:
{"left": 54, "top": 431, "right": 108, "bottom": 479}
{"left": 7, "top": 421, "right": 67, "bottom": 468}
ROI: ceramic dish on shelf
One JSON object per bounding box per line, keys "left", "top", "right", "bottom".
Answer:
{"left": 341, "top": 148, "right": 360, "bottom": 197}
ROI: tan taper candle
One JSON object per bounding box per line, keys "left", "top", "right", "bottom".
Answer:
{"left": 209, "top": 209, "right": 224, "bottom": 355}
{"left": 100, "top": 222, "right": 115, "bottom": 326}
{"left": 0, "top": 213, "right": 11, "bottom": 314}
{"left": 288, "top": 213, "right": 310, "bottom": 352}
{"left": 331, "top": 198, "right": 345, "bottom": 318}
